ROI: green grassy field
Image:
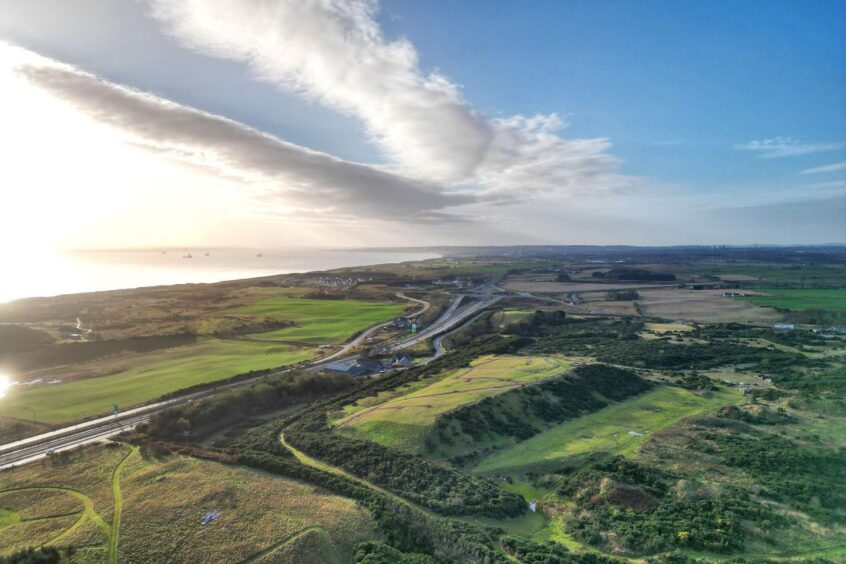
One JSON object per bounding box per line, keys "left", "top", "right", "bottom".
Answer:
{"left": 2, "top": 295, "right": 404, "bottom": 424}
{"left": 0, "top": 444, "right": 377, "bottom": 563}
{"left": 2, "top": 339, "right": 313, "bottom": 424}
{"left": 233, "top": 295, "right": 406, "bottom": 343}
{"left": 473, "top": 386, "right": 741, "bottom": 475}
{"left": 335, "top": 355, "right": 572, "bottom": 452}
{"left": 741, "top": 288, "right": 846, "bottom": 312}
{"left": 687, "top": 265, "right": 846, "bottom": 288}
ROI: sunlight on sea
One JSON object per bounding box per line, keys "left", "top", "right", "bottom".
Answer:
{"left": 0, "top": 247, "right": 439, "bottom": 303}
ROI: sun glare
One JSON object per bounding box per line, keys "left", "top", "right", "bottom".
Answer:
{"left": 0, "top": 374, "right": 9, "bottom": 399}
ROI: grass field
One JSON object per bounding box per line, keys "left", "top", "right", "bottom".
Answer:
{"left": 0, "top": 444, "right": 378, "bottom": 563}
{"left": 473, "top": 386, "right": 741, "bottom": 475}
{"left": 741, "top": 288, "right": 846, "bottom": 312}
{"left": 686, "top": 265, "right": 846, "bottom": 288}
{"left": 2, "top": 295, "right": 404, "bottom": 424}
{"left": 2, "top": 340, "right": 314, "bottom": 424}
{"left": 232, "top": 295, "right": 406, "bottom": 343}
{"left": 334, "top": 355, "right": 572, "bottom": 452}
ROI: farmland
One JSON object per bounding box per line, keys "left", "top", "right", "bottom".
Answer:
{"left": 333, "top": 354, "right": 572, "bottom": 452}
{"left": 740, "top": 288, "right": 846, "bottom": 312}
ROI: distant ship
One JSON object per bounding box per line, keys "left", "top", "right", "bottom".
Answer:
{"left": 256, "top": 252, "right": 263, "bottom": 257}
{"left": 204, "top": 251, "right": 210, "bottom": 256}
{"left": 183, "top": 253, "right": 193, "bottom": 259}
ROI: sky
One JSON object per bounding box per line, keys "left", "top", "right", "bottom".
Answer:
{"left": 0, "top": 0, "right": 844, "bottom": 250}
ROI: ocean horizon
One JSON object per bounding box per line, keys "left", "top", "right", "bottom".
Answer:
{"left": 0, "top": 247, "right": 440, "bottom": 304}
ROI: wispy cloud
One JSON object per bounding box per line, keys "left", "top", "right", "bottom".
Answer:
{"left": 800, "top": 161, "right": 846, "bottom": 175}
{"left": 147, "top": 0, "right": 633, "bottom": 198}
{"left": 734, "top": 136, "right": 842, "bottom": 158}
{"left": 16, "top": 56, "right": 477, "bottom": 224}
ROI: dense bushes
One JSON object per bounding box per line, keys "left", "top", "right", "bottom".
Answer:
{"left": 149, "top": 371, "right": 354, "bottom": 440}
{"left": 2, "top": 333, "right": 197, "bottom": 372}
{"left": 428, "top": 364, "right": 652, "bottom": 453}
{"left": 355, "top": 542, "right": 437, "bottom": 563}
{"left": 0, "top": 325, "right": 53, "bottom": 354}
{"left": 557, "top": 457, "right": 781, "bottom": 554}
{"left": 698, "top": 430, "right": 846, "bottom": 521}
{"left": 0, "top": 547, "right": 66, "bottom": 564}
{"left": 235, "top": 441, "right": 511, "bottom": 563}
{"left": 283, "top": 431, "right": 526, "bottom": 518}
{"left": 592, "top": 268, "right": 676, "bottom": 282}
{"left": 523, "top": 318, "right": 644, "bottom": 352}
{"left": 500, "top": 536, "right": 581, "bottom": 563}
{"left": 594, "top": 340, "right": 802, "bottom": 371}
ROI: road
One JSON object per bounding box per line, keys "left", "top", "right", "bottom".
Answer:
{"left": 429, "top": 308, "right": 493, "bottom": 360}
{"left": 316, "top": 292, "right": 430, "bottom": 364}
{"left": 0, "top": 287, "right": 497, "bottom": 470}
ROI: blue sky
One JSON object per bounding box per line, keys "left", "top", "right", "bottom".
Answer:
{"left": 0, "top": 0, "right": 843, "bottom": 247}
{"left": 378, "top": 0, "right": 846, "bottom": 186}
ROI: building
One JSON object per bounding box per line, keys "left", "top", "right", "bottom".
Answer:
{"left": 356, "top": 357, "right": 387, "bottom": 373}
{"left": 392, "top": 354, "right": 413, "bottom": 367}
{"left": 324, "top": 361, "right": 369, "bottom": 377}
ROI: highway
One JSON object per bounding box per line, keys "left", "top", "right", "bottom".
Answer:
{"left": 0, "top": 285, "right": 499, "bottom": 470}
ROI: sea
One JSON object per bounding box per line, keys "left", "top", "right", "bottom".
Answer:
{"left": 0, "top": 248, "right": 440, "bottom": 304}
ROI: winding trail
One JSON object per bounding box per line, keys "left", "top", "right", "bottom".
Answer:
{"left": 0, "top": 485, "right": 110, "bottom": 551}
{"left": 0, "top": 445, "right": 136, "bottom": 562}
{"left": 279, "top": 433, "right": 430, "bottom": 515}
{"left": 237, "top": 525, "right": 336, "bottom": 564}
{"left": 107, "top": 446, "right": 137, "bottom": 564}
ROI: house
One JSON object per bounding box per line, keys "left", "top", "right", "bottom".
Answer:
{"left": 324, "top": 361, "right": 369, "bottom": 377}
{"left": 392, "top": 354, "right": 413, "bottom": 367}
{"left": 773, "top": 323, "right": 796, "bottom": 330}
{"left": 389, "top": 318, "right": 410, "bottom": 329}
{"left": 356, "top": 357, "right": 387, "bottom": 373}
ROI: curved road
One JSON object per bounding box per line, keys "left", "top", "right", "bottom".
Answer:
{"left": 0, "top": 288, "right": 495, "bottom": 470}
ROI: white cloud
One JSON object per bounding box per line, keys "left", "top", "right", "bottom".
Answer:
{"left": 146, "top": 0, "right": 629, "bottom": 197}
{"left": 800, "top": 161, "right": 846, "bottom": 174}
{"left": 734, "top": 136, "right": 842, "bottom": 158}
{"left": 15, "top": 49, "right": 477, "bottom": 223}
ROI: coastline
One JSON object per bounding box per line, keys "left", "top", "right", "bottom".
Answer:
{"left": 0, "top": 248, "right": 441, "bottom": 304}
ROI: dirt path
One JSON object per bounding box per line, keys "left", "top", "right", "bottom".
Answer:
{"left": 237, "top": 525, "right": 335, "bottom": 564}
{"left": 279, "top": 433, "right": 431, "bottom": 515}
{"left": 107, "top": 446, "right": 137, "bottom": 563}
{"left": 0, "top": 485, "right": 111, "bottom": 548}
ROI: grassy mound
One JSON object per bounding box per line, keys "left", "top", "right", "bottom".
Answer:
{"left": 334, "top": 355, "right": 571, "bottom": 452}
{"left": 473, "top": 386, "right": 739, "bottom": 475}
